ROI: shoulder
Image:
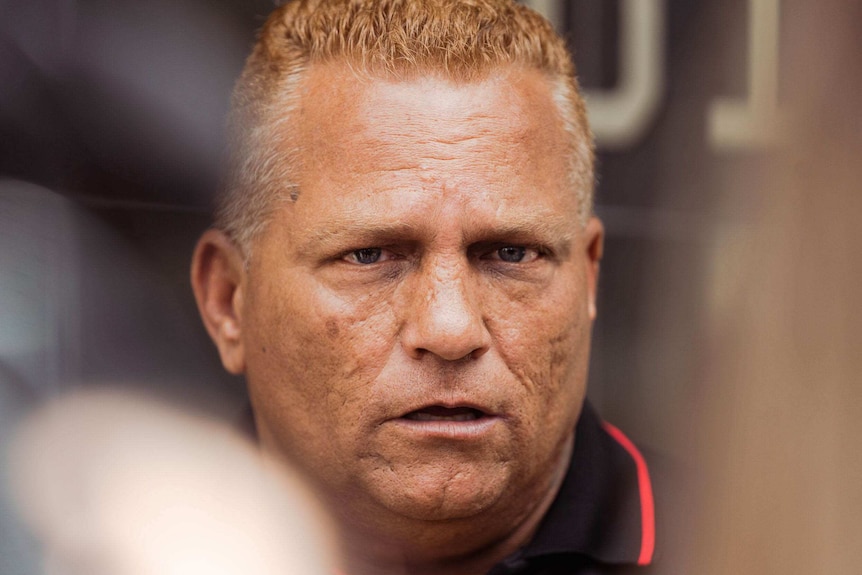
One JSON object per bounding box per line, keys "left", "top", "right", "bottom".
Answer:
{"left": 504, "top": 402, "right": 687, "bottom": 575}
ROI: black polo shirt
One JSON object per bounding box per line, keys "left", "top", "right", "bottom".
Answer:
{"left": 487, "top": 402, "right": 659, "bottom": 575}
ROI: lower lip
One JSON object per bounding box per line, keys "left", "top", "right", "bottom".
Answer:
{"left": 386, "top": 416, "right": 502, "bottom": 440}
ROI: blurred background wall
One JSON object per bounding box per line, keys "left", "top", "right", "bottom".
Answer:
{"left": 2, "top": 1, "right": 860, "bottom": 573}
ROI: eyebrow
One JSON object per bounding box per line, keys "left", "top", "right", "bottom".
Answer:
{"left": 297, "top": 212, "right": 577, "bottom": 256}
{"left": 463, "top": 217, "right": 575, "bottom": 246}
{"left": 298, "top": 220, "right": 423, "bottom": 255}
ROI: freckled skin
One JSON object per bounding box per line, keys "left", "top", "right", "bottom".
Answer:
{"left": 219, "top": 64, "right": 603, "bottom": 571}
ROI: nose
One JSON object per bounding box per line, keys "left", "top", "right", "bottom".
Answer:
{"left": 400, "top": 259, "right": 491, "bottom": 362}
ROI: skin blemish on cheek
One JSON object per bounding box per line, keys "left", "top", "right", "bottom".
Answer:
{"left": 289, "top": 190, "right": 300, "bottom": 202}
{"left": 326, "top": 319, "right": 340, "bottom": 339}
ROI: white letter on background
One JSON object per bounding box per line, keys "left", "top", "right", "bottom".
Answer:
{"left": 708, "top": 0, "right": 790, "bottom": 149}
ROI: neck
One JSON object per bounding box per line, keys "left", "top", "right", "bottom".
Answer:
{"left": 334, "top": 435, "right": 573, "bottom": 575}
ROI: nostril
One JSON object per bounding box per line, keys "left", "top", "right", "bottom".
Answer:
{"left": 466, "top": 345, "right": 490, "bottom": 360}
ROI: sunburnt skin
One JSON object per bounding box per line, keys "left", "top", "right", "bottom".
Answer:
{"left": 202, "top": 63, "right": 603, "bottom": 570}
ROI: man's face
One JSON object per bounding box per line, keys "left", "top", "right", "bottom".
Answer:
{"left": 237, "top": 64, "right": 602, "bottom": 528}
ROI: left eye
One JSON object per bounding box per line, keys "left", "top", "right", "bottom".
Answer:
{"left": 345, "top": 248, "right": 384, "bottom": 264}
{"left": 489, "top": 246, "right": 539, "bottom": 263}
{"left": 498, "top": 246, "right": 526, "bottom": 262}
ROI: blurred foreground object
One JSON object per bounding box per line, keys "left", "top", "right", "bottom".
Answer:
{"left": 690, "top": 2, "right": 862, "bottom": 573}
{"left": 7, "top": 389, "right": 335, "bottom": 575}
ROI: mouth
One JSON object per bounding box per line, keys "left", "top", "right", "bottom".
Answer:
{"left": 402, "top": 406, "right": 488, "bottom": 422}
{"left": 389, "top": 404, "right": 501, "bottom": 439}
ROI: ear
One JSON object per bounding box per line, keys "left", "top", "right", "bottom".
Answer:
{"left": 583, "top": 216, "right": 604, "bottom": 321}
{"left": 190, "top": 229, "right": 247, "bottom": 374}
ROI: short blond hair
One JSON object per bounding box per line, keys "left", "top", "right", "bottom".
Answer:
{"left": 218, "top": 0, "right": 594, "bottom": 255}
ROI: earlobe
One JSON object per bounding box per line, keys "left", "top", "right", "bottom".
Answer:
{"left": 190, "top": 229, "right": 248, "bottom": 374}
{"left": 584, "top": 217, "right": 604, "bottom": 321}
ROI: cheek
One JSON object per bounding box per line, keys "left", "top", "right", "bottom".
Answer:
{"left": 486, "top": 268, "right": 592, "bottom": 405}
{"left": 244, "top": 277, "right": 398, "bottom": 418}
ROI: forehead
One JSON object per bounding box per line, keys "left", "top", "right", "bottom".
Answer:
{"left": 294, "top": 62, "right": 569, "bottom": 166}
{"left": 271, "top": 63, "right": 578, "bottom": 239}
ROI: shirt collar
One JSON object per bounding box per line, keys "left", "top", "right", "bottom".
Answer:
{"left": 521, "top": 401, "right": 656, "bottom": 566}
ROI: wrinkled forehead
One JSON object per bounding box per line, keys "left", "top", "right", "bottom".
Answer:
{"left": 289, "top": 62, "right": 574, "bottom": 186}
{"left": 258, "top": 62, "right": 582, "bottom": 240}
{"left": 298, "top": 62, "right": 563, "bottom": 133}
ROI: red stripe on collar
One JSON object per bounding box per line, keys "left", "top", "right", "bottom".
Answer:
{"left": 601, "top": 421, "right": 656, "bottom": 566}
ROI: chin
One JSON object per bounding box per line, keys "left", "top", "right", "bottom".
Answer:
{"left": 363, "top": 463, "right": 512, "bottom": 522}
